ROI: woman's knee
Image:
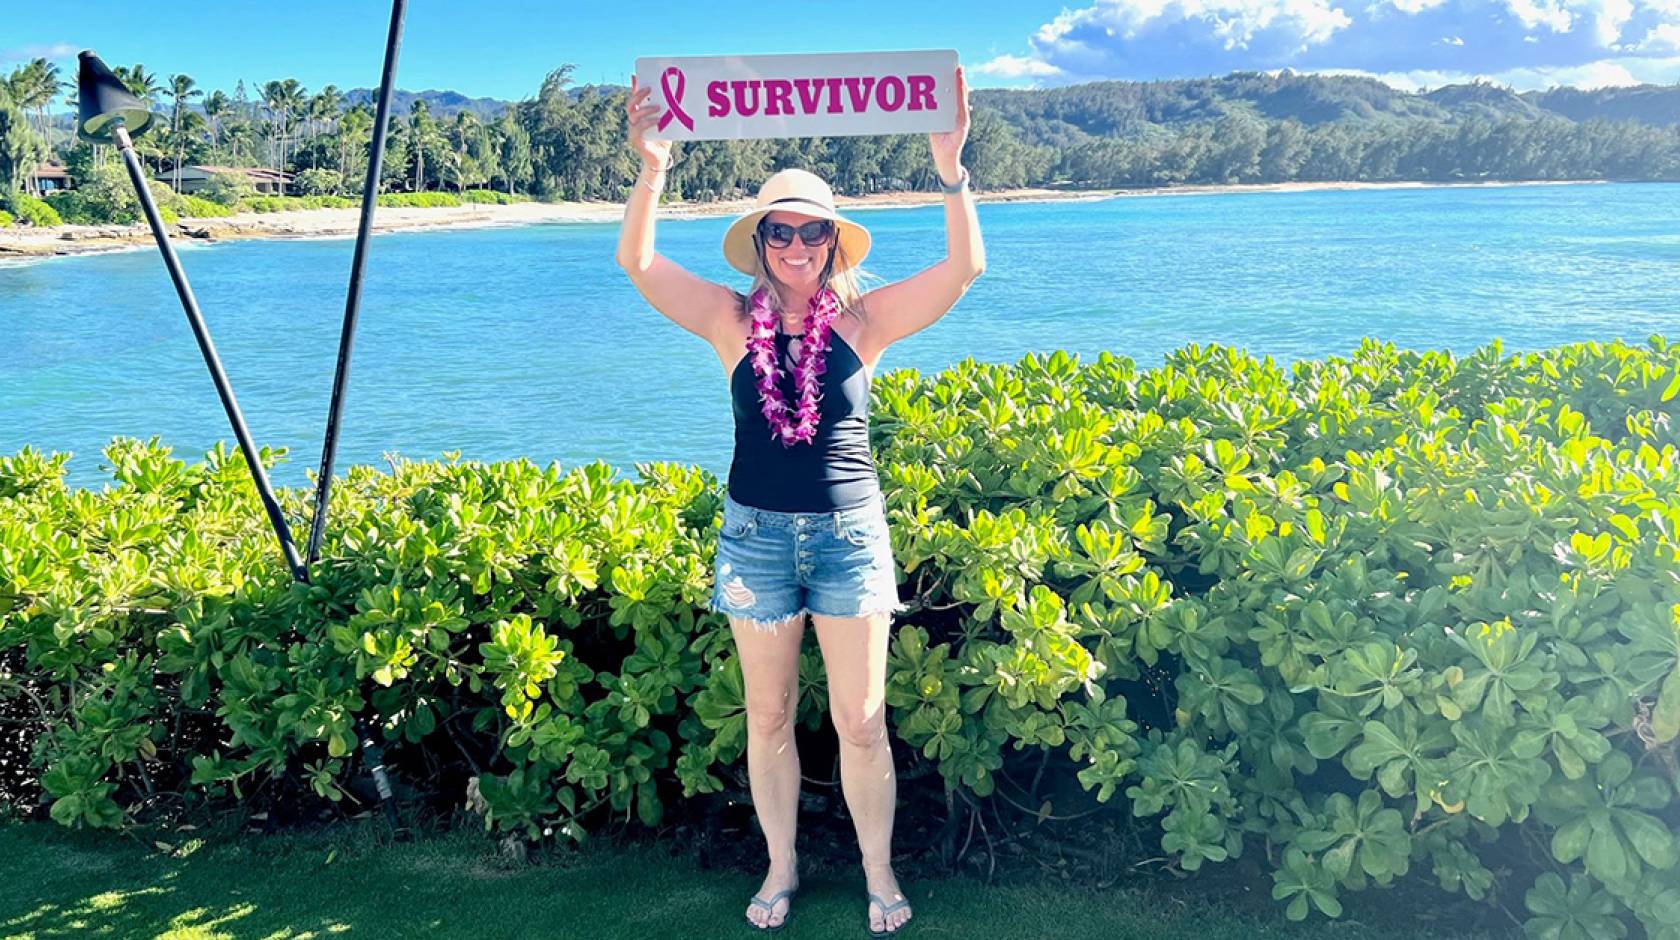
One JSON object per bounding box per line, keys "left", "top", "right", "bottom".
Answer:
{"left": 831, "top": 700, "right": 887, "bottom": 750}
{"left": 745, "top": 693, "right": 796, "bottom": 739}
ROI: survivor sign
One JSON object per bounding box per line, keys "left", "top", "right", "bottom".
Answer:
{"left": 634, "top": 50, "right": 959, "bottom": 142}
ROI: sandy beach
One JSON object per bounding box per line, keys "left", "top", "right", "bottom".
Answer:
{"left": 0, "top": 179, "right": 1595, "bottom": 262}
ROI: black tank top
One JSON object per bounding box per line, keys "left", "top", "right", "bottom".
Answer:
{"left": 727, "top": 326, "right": 879, "bottom": 512}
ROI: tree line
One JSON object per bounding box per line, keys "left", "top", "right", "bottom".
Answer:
{"left": 4, "top": 59, "right": 1679, "bottom": 211}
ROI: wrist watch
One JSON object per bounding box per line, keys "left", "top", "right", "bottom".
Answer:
{"left": 939, "top": 167, "right": 970, "bottom": 194}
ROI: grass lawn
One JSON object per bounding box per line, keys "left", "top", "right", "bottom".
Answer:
{"left": 0, "top": 820, "right": 1512, "bottom": 940}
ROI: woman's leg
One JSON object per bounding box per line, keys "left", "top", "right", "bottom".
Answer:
{"left": 811, "top": 610, "right": 912, "bottom": 935}
{"left": 732, "top": 612, "right": 807, "bottom": 929}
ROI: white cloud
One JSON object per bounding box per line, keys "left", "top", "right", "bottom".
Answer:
{"left": 1494, "top": 58, "right": 1641, "bottom": 84}
{"left": 995, "top": 0, "right": 1680, "bottom": 82}
{"left": 1639, "top": 22, "right": 1680, "bottom": 48}
{"left": 1033, "top": 0, "right": 1354, "bottom": 60}
{"left": 973, "top": 54, "right": 1065, "bottom": 79}
{"left": 1388, "top": 0, "right": 1451, "bottom": 12}
{"left": 0, "top": 42, "right": 77, "bottom": 63}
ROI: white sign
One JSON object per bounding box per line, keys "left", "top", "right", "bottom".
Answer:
{"left": 635, "top": 50, "right": 959, "bottom": 142}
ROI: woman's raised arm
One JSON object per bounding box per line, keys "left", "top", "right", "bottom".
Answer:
{"left": 854, "top": 65, "right": 985, "bottom": 360}
{"left": 616, "top": 77, "right": 739, "bottom": 343}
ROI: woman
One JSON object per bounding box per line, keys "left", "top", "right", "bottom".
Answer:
{"left": 616, "top": 66, "right": 983, "bottom": 936}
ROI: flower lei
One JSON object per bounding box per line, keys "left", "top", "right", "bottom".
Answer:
{"left": 748, "top": 286, "right": 841, "bottom": 447}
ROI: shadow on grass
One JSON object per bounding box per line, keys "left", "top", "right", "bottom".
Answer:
{"left": 0, "top": 820, "right": 1513, "bottom": 940}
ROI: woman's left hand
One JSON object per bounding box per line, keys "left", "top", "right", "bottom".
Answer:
{"left": 929, "top": 65, "right": 970, "bottom": 185}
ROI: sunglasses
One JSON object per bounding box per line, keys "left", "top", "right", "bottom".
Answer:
{"left": 758, "top": 218, "right": 835, "bottom": 249}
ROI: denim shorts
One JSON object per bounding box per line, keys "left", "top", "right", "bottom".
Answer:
{"left": 709, "top": 491, "right": 905, "bottom": 632}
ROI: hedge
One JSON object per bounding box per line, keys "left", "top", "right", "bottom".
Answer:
{"left": 460, "top": 189, "right": 529, "bottom": 205}
{"left": 376, "top": 192, "right": 463, "bottom": 208}
{"left": 178, "top": 195, "right": 233, "bottom": 219}
{"left": 1, "top": 337, "right": 1677, "bottom": 937}
{"left": 242, "top": 195, "right": 357, "bottom": 213}
{"left": 6, "top": 193, "right": 61, "bottom": 227}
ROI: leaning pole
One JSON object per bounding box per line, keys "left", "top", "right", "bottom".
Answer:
{"left": 74, "top": 0, "right": 413, "bottom": 834}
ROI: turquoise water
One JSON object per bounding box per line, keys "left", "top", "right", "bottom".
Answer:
{"left": 4, "top": 182, "right": 1678, "bottom": 489}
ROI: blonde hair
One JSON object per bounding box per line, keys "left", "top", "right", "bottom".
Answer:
{"left": 740, "top": 235, "right": 875, "bottom": 320}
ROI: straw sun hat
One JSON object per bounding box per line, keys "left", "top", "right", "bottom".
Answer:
{"left": 722, "top": 169, "right": 872, "bottom": 275}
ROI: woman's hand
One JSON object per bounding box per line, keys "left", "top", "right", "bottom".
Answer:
{"left": 627, "top": 77, "right": 673, "bottom": 172}
{"left": 928, "top": 65, "right": 970, "bottom": 185}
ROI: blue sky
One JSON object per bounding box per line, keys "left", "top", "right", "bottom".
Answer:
{"left": 4, "top": 0, "right": 1677, "bottom": 99}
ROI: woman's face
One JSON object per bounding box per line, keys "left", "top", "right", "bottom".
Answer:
{"left": 761, "top": 210, "right": 834, "bottom": 292}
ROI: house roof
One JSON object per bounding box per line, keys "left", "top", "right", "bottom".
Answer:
{"left": 29, "top": 162, "right": 71, "bottom": 179}
{"left": 169, "top": 165, "right": 295, "bottom": 181}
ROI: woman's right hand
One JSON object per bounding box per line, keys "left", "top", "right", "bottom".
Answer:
{"left": 627, "top": 77, "right": 673, "bottom": 172}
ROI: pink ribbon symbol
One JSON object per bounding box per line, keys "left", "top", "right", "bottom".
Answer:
{"left": 657, "top": 66, "right": 695, "bottom": 133}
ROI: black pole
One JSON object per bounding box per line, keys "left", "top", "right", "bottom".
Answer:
{"left": 306, "top": 0, "right": 408, "bottom": 567}
{"left": 112, "top": 124, "right": 309, "bottom": 584}
{"left": 299, "top": 0, "right": 409, "bottom": 837}
{"left": 89, "top": 49, "right": 407, "bottom": 838}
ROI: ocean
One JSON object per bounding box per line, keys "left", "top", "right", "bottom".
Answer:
{"left": 4, "top": 181, "right": 1677, "bottom": 489}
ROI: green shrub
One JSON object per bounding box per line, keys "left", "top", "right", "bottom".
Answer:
{"left": 0, "top": 209, "right": 11, "bottom": 226}
{"left": 42, "top": 164, "right": 138, "bottom": 224}
{"left": 240, "top": 194, "right": 355, "bottom": 213}
{"left": 178, "top": 195, "right": 232, "bottom": 218}
{"left": 41, "top": 191, "right": 82, "bottom": 223}
{"left": 299, "top": 195, "right": 355, "bottom": 209}
{"left": 460, "top": 189, "right": 528, "bottom": 205}
{"left": 2, "top": 337, "right": 1678, "bottom": 938}
{"left": 293, "top": 168, "right": 343, "bottom": 196}
{"left": 377, "top": 191, "right": 462, "bottom": 208}
{"left": 201, "top": 172, "right": 256, "bottom": 208}
{"left": 8, "top": 193, "right": 61, "bottom": 227}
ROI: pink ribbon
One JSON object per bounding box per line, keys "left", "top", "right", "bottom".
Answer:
{"left": 657, "top": 67, "right": 695, "bottom": 132}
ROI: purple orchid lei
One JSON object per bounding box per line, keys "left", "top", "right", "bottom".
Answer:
{"left": 748, "top": 286, "right": 842, "bottom": 447}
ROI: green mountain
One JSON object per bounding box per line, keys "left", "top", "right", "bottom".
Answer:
{"left": 972, "top": 72, "right": 1676, "bottom": 148}
{"left": 1423, "top": 81, "right": 1544, "bottom": 122}
{"left": 1524, "top": 85, "right": 1680, "bottom": 127}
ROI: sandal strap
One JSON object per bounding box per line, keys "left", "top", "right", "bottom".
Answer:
{"left": 868, "top": 892, "right": 911, "bottom": 916}
{"left": 749, "top": 887, "right": 798, "bottom": 910}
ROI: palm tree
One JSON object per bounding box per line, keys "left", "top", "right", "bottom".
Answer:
{"left": 115, "top": 65, "right": 162, "bottom": 106}
{"left": 109, "top": 65, "right": 164, "bottom": 171}
{"left": 204, "top": 90, "right": 230, "bottom": 150}
{"left": 8, "top": 59, "right": 60, "bottom": 151}
{"left": 279, "top": 79, "right": 307, "bottom": 182}
{"left": 167, "top": 74, "right": 202, "bottom": 190}
{"left": 225, "top": 121, "right": 255, "bottom": 166}
{"left": 314, "top": 85, "right": 342, "bottom": 133}
{"left": 260, "top": 79, "right": 308, "bottom": 181}
{"left": 408, "top": 100, "right": 443, "bottom": 192}
{"left": 336, "top": 105, "right": 372, "bottom": 184}
{"left": 306, "top": 86, "right": 341, "bottom": 168}
{"left": 4, "top": 59, "right": 64, "bottom": 193}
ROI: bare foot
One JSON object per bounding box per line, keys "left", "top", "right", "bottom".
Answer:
{"left": 745, "top": 864, "right": 799, "bottom": 931}
{"left": 865, "top": 864, "right": 913, "bottom": 935}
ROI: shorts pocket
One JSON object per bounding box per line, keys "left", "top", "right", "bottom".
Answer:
{"left": 721, "top": 509, "right": 755, "bottom": 540}
{"left": 840, "top": 513, "right": 888, "bottom": 547}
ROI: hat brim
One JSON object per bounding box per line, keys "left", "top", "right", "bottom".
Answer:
{"left": 723, "top": 200, "right": 871, "bottom": 276}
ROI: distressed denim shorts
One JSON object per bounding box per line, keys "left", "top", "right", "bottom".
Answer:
{"left": 709, "top": 491, "right": 905, "bottom": 632}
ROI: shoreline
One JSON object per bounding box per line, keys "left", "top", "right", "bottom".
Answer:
{"left": 0, "top": 178, "right": 1610, "bottom": 263}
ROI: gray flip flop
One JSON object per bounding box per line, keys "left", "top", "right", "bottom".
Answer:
{"left": 867, "top": 892, "right": 912, "bottom": 938}
{"left": 746, "top": 885, "right": 798, "bottom": 933}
